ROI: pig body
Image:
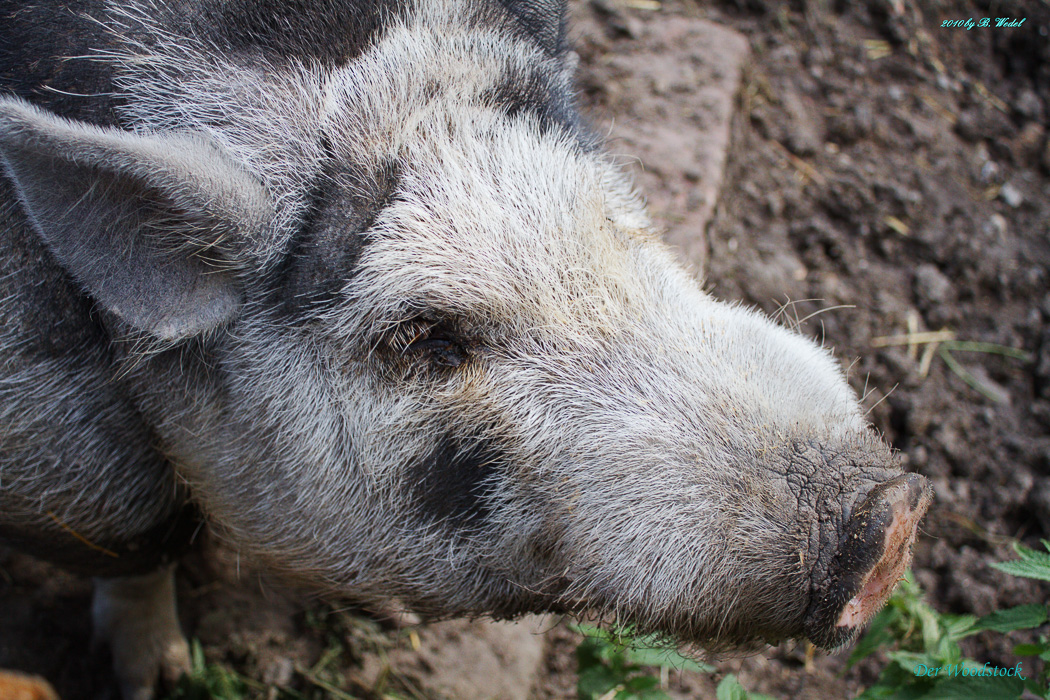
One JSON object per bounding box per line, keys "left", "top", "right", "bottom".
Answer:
{"left": 0, "top": 1, "right": 930, "bottom": 697}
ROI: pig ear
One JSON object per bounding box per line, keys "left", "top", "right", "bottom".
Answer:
{"left": 0, "top": 96, "right": 274, "bottom": 340}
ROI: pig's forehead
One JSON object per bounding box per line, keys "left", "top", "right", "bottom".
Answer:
{"left": 314, "top": 0, "right": 656, "bottom": 323}
{"left": 317, "top": 0, "right": 598, "bottom": 181}
{"left": 319, "top": 0, "right": 577, "bottom": 148}
{"left": 343, "top": 134, "right": 661, "bottom": 329}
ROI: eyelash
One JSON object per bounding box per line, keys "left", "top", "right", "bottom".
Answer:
{"left": 388, "top": 316, "right": 467, "bottom": 368}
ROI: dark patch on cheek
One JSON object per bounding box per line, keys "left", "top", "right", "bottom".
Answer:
{"left": 409, "top": 434, "right": 502, "bottom": 526}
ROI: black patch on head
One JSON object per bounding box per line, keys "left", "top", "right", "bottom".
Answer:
{"left": 1, "top": 0, "right": 407, "bottom": 125}
{"left": 179, "top": 0, "right": 408, "bottom": 65}
{"left": 483, "top": 65, "right": 571, "bottom": 131}
{"left": 409, "top": 434, "right": 502, "bottom": 526}
{"left": 1, "top": 0, "right": 405, "bottom": 125}
{"left": 481, "top": 65, "right": 599, "bottom": 149}
{"left": 497, "top": 0, "right": 568, "bottom": 56}
{"left": 1, "top": 0, "right": 125, "bottom": 126}
{"left": 275, "top": 159, "right": 400, "bottom": 317}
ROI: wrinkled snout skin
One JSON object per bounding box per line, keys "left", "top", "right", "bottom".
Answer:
{"left": 0, "top": 0, "right": 929, "bottom": 684}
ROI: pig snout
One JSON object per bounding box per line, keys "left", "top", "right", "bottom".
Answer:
{"left": 806, "top": 473, "right": 932, "bottom": 649}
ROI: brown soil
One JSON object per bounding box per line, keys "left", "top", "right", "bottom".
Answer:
{"left": 2, "top": 1, "right": 1049, "bottom": 699}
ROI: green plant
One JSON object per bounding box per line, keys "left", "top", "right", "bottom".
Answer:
{"left": 713, "top": 674, "right": 775, "bottom": 700}
{"left": 572, "top": 624, "right": 715, "bottom": 700}
{"left": 992, "top": 540, "right": 1050, "bottom": 583}
{"left": 850, "top": 542, "right": 1050, "bottom": 700}
{"left": 571, "top": 623, "right": 780, "bottom": 700}
{"left": 166, "top": 640, "right": 252, "bottom": 700}
{"left": 994, "top": 541, "right": 1050, "bottom": 697}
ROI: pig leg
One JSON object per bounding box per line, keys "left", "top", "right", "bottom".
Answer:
{"left": 92, "top": 565, "right": 190, "bottom": 700}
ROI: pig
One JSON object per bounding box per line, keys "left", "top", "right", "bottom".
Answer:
{"left": 0, "top": 0, "right": 931, "bottom": 697}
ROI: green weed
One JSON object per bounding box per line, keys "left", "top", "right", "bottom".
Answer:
{"left": 574, "top": 541, "right": 1050, "bottom": 700}
{"left": 571, "top": 623, "right": 777, "bottom": 699}
{"left": 572, "top": 623, "right": 714, "bottom": 700}
{"left": 166, "top": 640, "right": 253, "bottom": 700}
{"left": 850, "top": 541, "right": 1050, "bottom": 699}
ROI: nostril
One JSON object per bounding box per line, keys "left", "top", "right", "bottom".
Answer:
{"left": 885, "top": 472, "right": 932, "bottom": 512}
{"left": 834, "top": 474, "right": 932, "bottom": 629}
{"left": 804, "top": 473, "right": 933, "bottom": 649}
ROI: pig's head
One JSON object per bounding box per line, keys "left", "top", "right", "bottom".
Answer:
{"left": 0, "top": 0, "right": 928, "bottom": 652}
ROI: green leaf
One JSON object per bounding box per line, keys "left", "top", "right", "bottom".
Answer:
{"left": 972, "top": 604, "right": 1048, "bottom": 634}
{"left": 992, "top": 560, "right": 1050, "bottom": 582}
{"left": 993, "top": 543, "right": 1050, "bottom": 582}
{"left": 1020, "top": 674, "right": 1050, "bottom": 699}
{"left": 940, "top": 613, "right": 978, "bottom": 641}
{"left": 578, "top": 665, "right": 621, "bottom": 700}
{"left": 627, "top": 646, "right": 716, "bottom": 673}
{"left": 620, "top": 688, "right": 672, "bottom": 700}
{"left": 915, "top": 602, "right": 945, "bottom": 654}
{"left": 855, "top": 662, "right": 937, "bottom": 700}
{"left": 572, "top": 623, "right": 633, "bottom": 647}
{"left": 163, "top": 639, "right": 251, "bottom": 700}
{"left": 620, "top": 674, "right": 671, "bottom": 699}
{"left": 623, "top": 675, "right": 660, "bottom": 692}
{"left": 629, "top": 633, "right": 665, "bottom": 647}
{"left": 190, "top": 638, "right": 207, "bottom": 672}
{"left": 600, "top": 645, "right": 632, "bottom": 672}
{"left": 930, "top": 634, "right": 964, "bottom": 667}
{"left": 1011, "top": 643, "right": 1048, "bottom": 656}
{"left": 619, "top": 689, "right": 671, "bottom": 700}
{"left": 571, "top": 623, "right": 615, "bottom": 636}
{"left": 716, "top": 675, "right": 748, "bottom": 700}
{"left": 577, "top": 637, "right": 605, "bottom": 670}
{"left": 713, "top": 675, "right": 775, "bottom": 700}
{"left": 887, "top": 650, "right": 937, "bottom": 665}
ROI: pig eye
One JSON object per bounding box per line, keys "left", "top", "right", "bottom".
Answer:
{"left": 410, "top": 336, "right": 465, "bottom": 367}
{"left": 394, "top": 317, "right": 468, "bottom": 369}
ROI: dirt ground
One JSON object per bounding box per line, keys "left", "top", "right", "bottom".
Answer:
{"left": 2, "top": 1, "right": 1049, "bottom": 699}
